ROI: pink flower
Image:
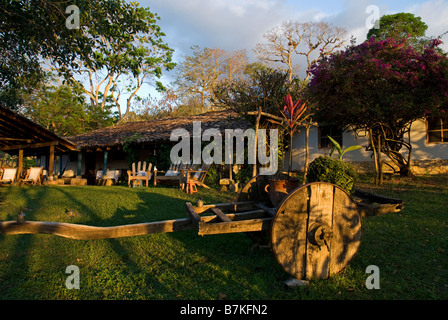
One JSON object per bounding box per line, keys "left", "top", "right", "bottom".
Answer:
{"left": 429, "top": 39, "right": 443, "bottom": 48}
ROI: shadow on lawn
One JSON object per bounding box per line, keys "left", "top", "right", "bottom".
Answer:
{"left": 0, "top": 186, "right": 49, "bottom": 298}
{"left": 0, "top": 185, "right": 283, "bottom": 299}
{"left": 0, "top": 185, "right": 199, "bottom": 298}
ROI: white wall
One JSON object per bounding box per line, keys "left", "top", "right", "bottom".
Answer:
{"left": 408, "top": 119, "right": 448, "bottom": 160}
{"left": 288, "top": 119, "right": 448, "bottom": 172}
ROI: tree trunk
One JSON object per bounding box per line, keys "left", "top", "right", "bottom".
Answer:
{"left": 369, "top": 129, "right": 380, "bottom": 186}
{"left": 302, "top": 124, "right": 310, "bottom": 184}
{"left": 288, "top": 132, "right": 293, "bottom": 173}
{"left": 377, "top": 133, "right": 383, "bottom": 185}
{"left": 252, "top": 107, "right": 262, "bottom": 177}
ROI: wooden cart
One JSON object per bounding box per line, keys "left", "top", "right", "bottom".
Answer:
{"left": 0, "top": 177, "right": 403, "bottom": 281}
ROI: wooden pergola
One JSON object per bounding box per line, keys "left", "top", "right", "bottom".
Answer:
{"left": 0, "top": 104, "right": 78, "bottom": 180}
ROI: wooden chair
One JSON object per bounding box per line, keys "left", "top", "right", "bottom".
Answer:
{"left": 20, "top": 167, "right": 43, "bottom": 186}
{"left": 185, "top": 163, "right": 211, "bottom": 189}
{"left": 127, "top": 161, "right": 152, "bottom": 187}
{"left": 96, "top": 169, "right": 121, "bottom": 185}
{"left": 0, "top": 168, "right": 18, "bottom": 186}
{"left": 153, "top": 161, "right": 196, "bottom": 189}
{"left": 185, "top": 180, "right": 198, "bottom": 194}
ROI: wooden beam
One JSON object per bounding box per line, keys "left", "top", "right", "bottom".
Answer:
{"left": 0, "top": 106, "right": 68, "bottom": 144}
{"left": 211, "top": 207, "right": 232, "bottom": 222}
{"left": 0, "top": 141, "right": 59, "bottom": 151}
{"left": 0, "top": 137, "right": 34, "bottom": 142}
{"left": 0, "top": 219, "right": 195, "bottom": 240}
{"left": 246, "top": 110, "right": 284, "bottom": 122}
{"left": 186, "top": 202, "right": 202, "bottom": 229}
{"left": 254, "top": 203, "right": 276, "bottom": 216}
{"left": 0, "top": 209, "right": 272, "bottom": 239}
{"left": 198, "top": 218, "right": 272, "bottom": 236}
{"left": 200, "top": 210, "right": 268, "bottom": 223}
{"left": 193, "top": 201, "right": 255, "bottom": 214}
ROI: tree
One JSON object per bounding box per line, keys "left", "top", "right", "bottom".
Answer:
{"left": 255, "top": 21, "right": 347, "bottom": 178}
{"left": 0, "top": 0, "right": 175, "bottom": 119}
{"left": 67, "top": 0, "right": 175, "bottom": 121}
{"left": 20, "top": 78, "right": 111, "bottom": 136}
{"left": 0, "top": 0, "right": 89, "bottom": 108}
{"left": 214, "top": 67, "right": 304, "bottom": 177}
{"left": 125, "top": 87, "right": 181, "bottom": 121}
{"left": 175, "top": 46, "right": 248, "bottom": 112}
{"left": 367, "top": 13, "right": 428, "bottom": 42}
{"left": 307, "top": 37, "right": 448, "bottom": 184}
{"left": 255, "top": 21, "right": 347, "bottom": 82}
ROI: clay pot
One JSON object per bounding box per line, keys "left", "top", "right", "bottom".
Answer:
{"left": 265, "top": 178, "right": 300, "bottom": 207}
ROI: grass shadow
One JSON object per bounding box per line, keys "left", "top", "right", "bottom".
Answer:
{"left": 0, "top": 186, "right": 50, "bottom": 299}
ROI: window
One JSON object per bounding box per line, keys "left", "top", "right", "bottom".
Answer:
{"left": 427, "top": 117, "right": 448, "bottom": 143}
{"left": 319, "top": 126, "right": 343, "bottom": 149}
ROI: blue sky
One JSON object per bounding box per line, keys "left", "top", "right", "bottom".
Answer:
{"left": 133, "top": 0, "right": 448, "bottom": 97}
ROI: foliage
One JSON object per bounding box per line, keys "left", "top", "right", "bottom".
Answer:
{"left": 19, "top": 76, "right": 113, "bottom": 136}
{"left": 122, "top": 133, "right": 143, "bottom": 168}
{"left": 328, "top": 136, "right": 363, "bottom": 161}
{"left": 203, "top": 163, "right": 219, "bottom": 187}
{"left": 307, "top": 36, "right": 448, "bottom": 179}
{"left": 214, "top": 66, "right": 289, "bottom": 116}
{"left": 309, "top": 37, "right": 448, "bottom": 126}
{"left": 280, "top": 94, "right": 307, "bottom": 133}
{"left": 0, "top": 0, "right": 90, "bottom": 108}
{"left": 367, "top": 13, "right": 428, "bottom": 42}
{"left": 0, "top": 0, "right": 175, "bottom": 115}
{"left": 306, "top": 156, "right": 358, "bottom": 193}
{"left": 235, "top": 165, "right": 252, "bottom": 185}
{"left": 67, "top": 0, "right": 175, "bottom": 120}
{"left": 214, "top": 67, "right": 299, "bottom": 175}
{"left": 146, "top": 143, "right": 173, "bottom": 171}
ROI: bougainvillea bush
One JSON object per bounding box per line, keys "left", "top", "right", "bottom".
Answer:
{"left": 307, "top": 37, "right": 448, "bottom": 180}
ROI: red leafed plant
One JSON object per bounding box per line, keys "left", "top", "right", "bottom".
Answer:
{"left": 281, "top": 94, "right": 307, "bottom": 132}
{"left": 279, "top": 94, "right": 308, "bottom": 174}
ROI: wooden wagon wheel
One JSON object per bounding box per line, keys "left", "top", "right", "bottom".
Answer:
{"left": 271, "top": 182, "right": 362, "bottom": 280}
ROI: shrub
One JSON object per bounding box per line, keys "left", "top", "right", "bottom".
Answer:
{"left": 306, "top": 156, "right": 357, "bottom": 194}
{"left": 235, "top": 165, "right": 252, "bottom": 186}
{"left": 203, "top": 163, "right": 219, "bottom": 187}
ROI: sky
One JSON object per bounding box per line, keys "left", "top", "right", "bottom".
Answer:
{"left": 133, "top": 0, "right": 448, "bottom": 96}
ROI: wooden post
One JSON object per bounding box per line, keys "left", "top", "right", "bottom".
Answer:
{"left": 58, "top": 155, "right": 63, "bottom": 178}
{"left": 48, "top": 145, "right": 55, "bottom": 181}
{"left": 17, "top": 149, "right": 23, "bottom": 181}
{"left": 77, "top": 152, "right": 82, "bottom": 178}
{"left": 103, "top": 150, "right": 108, "bottom": 177}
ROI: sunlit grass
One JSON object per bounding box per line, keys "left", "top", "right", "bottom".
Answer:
{"left": 0, "top": 176, "right": 447, "bottom": 300}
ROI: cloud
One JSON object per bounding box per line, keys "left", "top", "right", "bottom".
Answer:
{"left": 315, "top": 0, "right": 389, "bottom": 44}
{"left": 408, "top": 0, "right": 448, "bottom": 45}
{"left": 145, "top": 0, "right": 293, "bottom": 59}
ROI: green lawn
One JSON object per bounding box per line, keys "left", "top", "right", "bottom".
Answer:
{"left": 0, "top": 175, "right": 447, "bottom": 300}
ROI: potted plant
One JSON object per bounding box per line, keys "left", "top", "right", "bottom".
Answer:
{"left": 265, "top": 94, "right": 308, "bottom": 206}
